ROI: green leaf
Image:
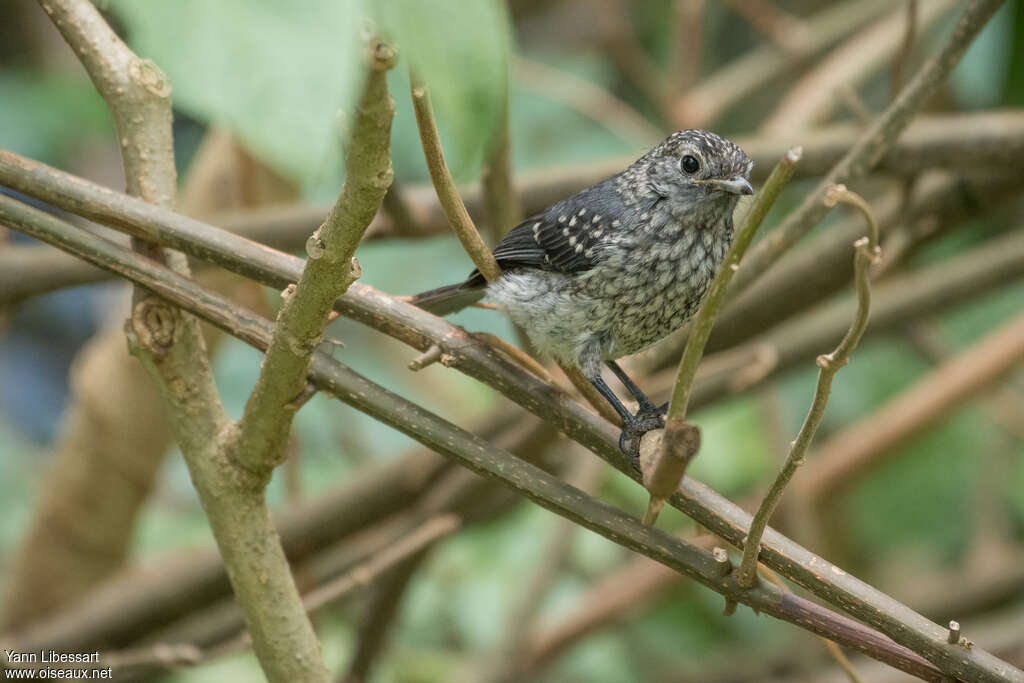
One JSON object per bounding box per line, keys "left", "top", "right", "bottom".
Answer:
{"left": 370, "top": 0, "right": 510, "bottom": 177}
{"left": 104, "top": 0, "right": 365, "bottom": 189}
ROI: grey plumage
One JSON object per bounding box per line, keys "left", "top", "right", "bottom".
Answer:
{"left": 413, "top": 130, "right": 753, "bottom": 459}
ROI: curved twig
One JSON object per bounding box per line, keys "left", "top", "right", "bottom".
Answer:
{"left": 736, "top": 185, "right": 880, "bottom": 589}
{"left": 410, "top": 71, "right": 501, "bottom": 282}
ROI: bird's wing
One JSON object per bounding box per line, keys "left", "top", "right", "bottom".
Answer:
{"left": 461, "top": 178, "right": 638, "bottom": 287}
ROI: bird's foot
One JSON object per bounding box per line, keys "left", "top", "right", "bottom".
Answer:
{"left": 618, "top": 406, "right": 666, "bottom": 470}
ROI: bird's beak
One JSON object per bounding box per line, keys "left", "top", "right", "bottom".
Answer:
{"left": 702, "top": 177, "right": 754, "bottom": 195}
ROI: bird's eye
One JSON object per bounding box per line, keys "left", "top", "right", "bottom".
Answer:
{"left": 681, "top": 155, "right": 700, "bottom": 174}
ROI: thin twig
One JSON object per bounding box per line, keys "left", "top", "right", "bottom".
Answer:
{"left": 665, "top": 148, "right": 803, "bottom": 423}
{"left": 892, "top": 0, "right": 921, "bottom": 102}
{"left": 798, "top": 311, "right": 1024, "bottom": 506}
{"left": 480, "top": 65, "right": 522, "bottom": 245}
{"left": 473, "top": 332, "right": 554, "bottom": 383}
{"left": 410, "top": 71, "right": 501, "bottom": 282}
{"left": 728, "top": 0, "right": 1005, "bottom": 300}
{"left": 649, "top": 148, "right": 802, "bottom": 521}
{"left": 3, "top": 196, "right": 1020, "bottom": 682}
{"left": 735, "top": 185, "right": 880, "bottom": 589}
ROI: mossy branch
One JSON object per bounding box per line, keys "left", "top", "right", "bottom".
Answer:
{"left": 233, "top": 39, "right": 397, "bottom": 477}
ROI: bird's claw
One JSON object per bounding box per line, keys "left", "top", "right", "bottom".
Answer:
{"left": 618, "top": 407, "right": 666, "bottom": 471}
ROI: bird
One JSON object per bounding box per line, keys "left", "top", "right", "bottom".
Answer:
{"left": 413, "top": 130, "right": 753, "bottom": 464}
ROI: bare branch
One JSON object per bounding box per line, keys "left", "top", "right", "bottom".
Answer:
{"left": 736, "top": 186, "right": 880, "bottom": 589}
{"left": 410, "top": 71, "right": 501, "bottom": 282}
{"left": 665, "top": 148, "right": 802, "bottom": 423}
{"left": 670, "top": 227, "right": 1024, "bottom": 411}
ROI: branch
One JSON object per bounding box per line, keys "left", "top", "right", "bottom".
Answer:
{"left": 2, "top": 196, "right": 1020, "bottom": 683}
{"left": 726, "top": 0, "right": 1005, "bottom": 300}
{"left": 232, "top": 38, "right": 396, "bottom": 476}
{"left": 410, "top": 72, "right": 501, "bottom": 282}
{"left": 735, "top": 186, "right": 880, "bottom": 589}
{"left": 797, "top": 310, "right": 1024, "bottom": 506}
{"left": 665, "top": 148, "right": 802, "bottom": 422}
{"left": 480, "top": 64, "right": 523, "bottom": 245}
{"left": 646, "top": 148, "right": 801, "bottom": 522}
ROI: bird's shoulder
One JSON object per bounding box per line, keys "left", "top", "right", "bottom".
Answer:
{"left": 490, "top": 178, "right": 646, "bottom": 276}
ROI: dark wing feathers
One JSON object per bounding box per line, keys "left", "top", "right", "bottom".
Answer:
{"left": 464, "top": 181, "right": 624, "bottom": 286}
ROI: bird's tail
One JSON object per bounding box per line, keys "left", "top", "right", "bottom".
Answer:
{"left": 410, "top": 282, "right": 486, "bottom": 316}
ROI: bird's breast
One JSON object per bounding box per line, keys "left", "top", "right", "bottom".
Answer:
{"left": 581, "top": 217, "right": 732, "bottom": 356}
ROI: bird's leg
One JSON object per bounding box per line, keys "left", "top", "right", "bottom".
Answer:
{"left": 606, "top": 361, "right": 662, "bottom": 414}
{"left": 589, "top": 373, "right": 663, "bottom": 469}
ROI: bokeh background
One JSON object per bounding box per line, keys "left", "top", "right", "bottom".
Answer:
{"left": 1, "top": 1, "right": 1023, "bottom": 681}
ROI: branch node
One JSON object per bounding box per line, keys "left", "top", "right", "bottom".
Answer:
{"left": 129, "top": 57, "right": 171, "bottom": 98}
{"left": 946, "top": 620, "right": 960, "bottom": 644}
{"left": 712, "top": 546, "right": 732, "bottom": 577}
{"left": 409, "top": 345, "right": 443, "bottom": 371}
{"left": 287, "top": 382, "right": 318, "bottom": 410}
{"left": 723, "top": 597, "right": 738, "bottom": 617}
{"left": 129, "top": 297, "right": 180, "bottom": 357}
{"left": 305, "top": 233, "right": 326, "bottom": 260}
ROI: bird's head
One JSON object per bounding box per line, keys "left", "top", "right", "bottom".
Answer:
{"left": 640, "top": 130, "right": 753, "bottom": 217}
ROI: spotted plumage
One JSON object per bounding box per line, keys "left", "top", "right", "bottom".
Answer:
{"left": 413, "top": 130, "right": 753, "bottom": 461}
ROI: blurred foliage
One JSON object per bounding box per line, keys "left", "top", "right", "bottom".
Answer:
{"left": 104, "top": 0, "right": 510, "bottom": 192}
{"left": 1, "top": 1, "right": 1023, "bottom": 682}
